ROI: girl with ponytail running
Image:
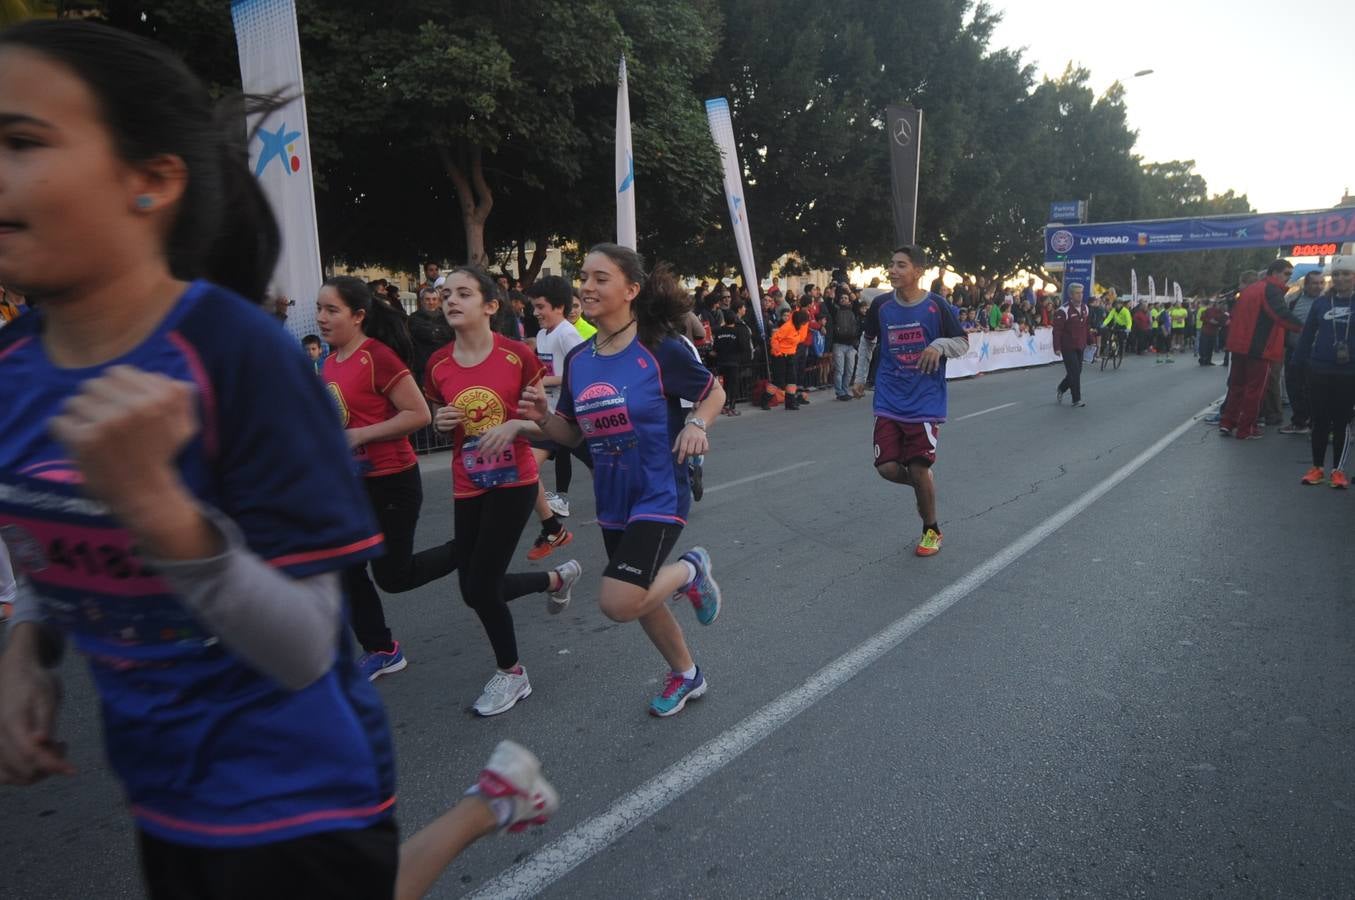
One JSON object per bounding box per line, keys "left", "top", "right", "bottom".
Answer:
{"left": 0, "top": 20, "right": 554, "bottom": 897}
{"left": 520, "top": 244, "right": 726, "bottom": 717}
{"left": 317, "top": 275, "right": 457, "bottom": 680}
{"left": 424, "top": 267, "right": 581, "bottom": 717}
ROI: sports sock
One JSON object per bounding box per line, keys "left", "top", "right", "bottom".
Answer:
{"left": 679, "top": 665, "right": 697, "bottom": 681}
{"left": 541, "top": 515, "right": 562, "bottom": 536}
{"left": 924, "top": 522, "right": 939, "bottom": 534}
{"left": 678, "top": 559, "right": 698, "bottom": 588}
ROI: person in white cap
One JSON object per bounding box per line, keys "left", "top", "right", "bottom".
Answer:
{"left": 1294, "top": 256, "right": 1355, "bottom": 487}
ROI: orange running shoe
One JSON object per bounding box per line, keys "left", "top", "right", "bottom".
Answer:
{"left": 526, "top": 527, "right": 573, "bottom": 561}
{"left": 1330, "top": 469, "right": 1349, "bottom": 490}
{"left": 1301, "top": 466, "right": 1326, "bottom": 485}
{"left": 915, "top": 528, "right": 942, "bottom": 557}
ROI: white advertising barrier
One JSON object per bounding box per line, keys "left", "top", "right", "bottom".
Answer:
{"left": 945, "top": 327, "right": 1060, "bottom": 379}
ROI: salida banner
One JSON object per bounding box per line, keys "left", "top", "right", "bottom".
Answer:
{"left": 946, "top": 327, "right": 1059, "bottom": 380}
{"left": 1044, "top": 206, "right": 1355, "bottom": 261}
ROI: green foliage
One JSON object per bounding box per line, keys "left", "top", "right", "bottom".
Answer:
{"left": 80, "top": 0, "right": 1262, "bottom": 287}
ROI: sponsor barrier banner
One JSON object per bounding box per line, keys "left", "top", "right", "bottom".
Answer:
{"left": 705, "top": 98, "right": 765, "bottom": 336}
{"left": 615, "top": 57, "right": 636, "bottom": 250}
{"left": 946, "top": 327, "right": 1059, "bottom": 380}
{"left": 1045, "top": 206, "right": 1355, "bottom": 261}
{"left": 232, "top": 0, "right": 323, "bottom": 342}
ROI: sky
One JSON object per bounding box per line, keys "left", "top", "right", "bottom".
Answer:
{"left": 988, "top": 0, "right": 1354, "bottom": 216}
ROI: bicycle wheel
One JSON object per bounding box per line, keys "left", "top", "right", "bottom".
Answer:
{"left": 1113, "top": 337, "right": 1124, "bottom": 370}
{"left": 1101, "top": 342, "right": 1110, "bottom": 371}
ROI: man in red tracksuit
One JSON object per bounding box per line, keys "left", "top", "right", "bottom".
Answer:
{"left": 1219, "top": 259, "right": 1302, "bottom": 439}
{"left": 1053, "top": 283, "right": 1091, "bottom": 406}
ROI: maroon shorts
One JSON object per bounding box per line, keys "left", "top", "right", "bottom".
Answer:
{"left": 873, "top": 417, "right": 939, "bottom": 467}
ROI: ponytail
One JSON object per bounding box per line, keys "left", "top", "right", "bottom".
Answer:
{"left": 587, "top": 243, "right": 692, "bottom": 347}
{"left": 323, "top": 276, "right": 415, "bottom": 366}
{"left": 0, "top": 20, "right": 281, "bottom": 303}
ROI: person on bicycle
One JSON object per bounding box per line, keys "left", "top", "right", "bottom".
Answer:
{"left": 1101, "top": 295, "right": 1131, "bottom": 358}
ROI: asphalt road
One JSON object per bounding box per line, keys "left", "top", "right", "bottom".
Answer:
{"left": 3, "top": 351, "right": 1352, "bottom": 899}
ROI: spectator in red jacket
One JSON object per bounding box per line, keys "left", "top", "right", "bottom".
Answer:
{"left": 1218, "top": 259, "right": 1302, "bottom": 439}
{"left": 1053, "top": 283, "right": 1091, "bottom": 407}
{"left": 1199, "top": 300, "right": 1227, "bottom": 365}
{"left": 1131, "top": 303, "right": 1152, "bottom": 354}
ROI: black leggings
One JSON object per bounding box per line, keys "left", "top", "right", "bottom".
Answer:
{"left": 1308, "top": 371, "right": 1355, "bottom": 470}
{"left": 770, "top": 354, "right": 794, "bottom": 388}
{"left": 552, "top": 440, "right": 594, "bottom": 495}
{"left": 346, "top": 466, "right": 457, "bottom": 653}
{"left": 455, "top": 483, "right": 551, "bottom": 670}
{"left": 139, "top": 820, "right": 397, "bottom": 900}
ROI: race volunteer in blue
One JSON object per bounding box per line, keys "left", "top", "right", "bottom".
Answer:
{"left": 522, "top": 244, "right": 726, "bottom": 718}
{"left": 852, "top": 245, "right": 968, "bottom": 558}
{"left": 0, "top": 21, "right": 400, "bottom": 897}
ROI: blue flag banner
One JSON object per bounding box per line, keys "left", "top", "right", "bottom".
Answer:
{"left": 1045, "top": 207, "right": 1355, "bottom": 261}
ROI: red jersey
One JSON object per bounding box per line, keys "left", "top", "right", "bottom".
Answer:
{"left": 323, "top": 338, "right": 418, "bottom": 478}
{"left": 424, "top": 333, "right": 543, "bottom": 499}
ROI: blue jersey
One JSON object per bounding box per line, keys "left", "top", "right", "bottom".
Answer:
{"left": 865, "top": 290, "right": 965, "bottom": 423}
{"left": 556, "top": 335, "right": 714, "bottom": 530}
{"left": 0, "top": 282, "right": 394, "bottom": 848}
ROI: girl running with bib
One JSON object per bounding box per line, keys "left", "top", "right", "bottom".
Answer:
{"left": 520, "top": 244, "right": 726, "bottom": 717}
{"left": 424, "top": 267, "right": 581, "bottom": 717}
{"left": 318, "top": 276, "right": 458, "bottom": 681}
{"left": 0, "top": 21, "right": 555, "bottom": 897}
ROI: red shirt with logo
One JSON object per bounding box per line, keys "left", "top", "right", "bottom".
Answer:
{"left": 322, "top": 338, "right": 418, "bottom": 478}
{"left": 423, "top": 333, "right": 543, "bottom": 499}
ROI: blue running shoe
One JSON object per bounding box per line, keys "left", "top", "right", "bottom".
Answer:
{"left": 1202, "top": 413, "right": 1222, "bottom": 424}
{"left": 649, "top": 668, "right": 707, "bottom": 717}
{"left": 359, "top": 641, "right": 407, "bottom": 682}
{"left": 678, "top": 547, "right": 721, "bottom": 625}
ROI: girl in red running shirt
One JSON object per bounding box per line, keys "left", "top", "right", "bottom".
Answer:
{"left": 318, "top": 276, "right": 457, "bottom": 680}
{"left": 424, "top": 267, "right": 582, "bottom": 717}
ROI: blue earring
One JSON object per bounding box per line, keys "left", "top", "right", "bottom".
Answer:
{"left": 135, "top": 195, "right": 154, "bottom": 210}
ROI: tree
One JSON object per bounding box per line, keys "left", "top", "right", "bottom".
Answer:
{"left": 96, "top": 0, "right": 724, "bottom": 274}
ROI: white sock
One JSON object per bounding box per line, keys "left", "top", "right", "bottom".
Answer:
{"left": 678, "top": 559, "right": 698, "bottom": 588}
{"left": 679, "top": 665, "right": 697, "bottom": 681}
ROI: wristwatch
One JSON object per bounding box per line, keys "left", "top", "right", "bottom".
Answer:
{"left": 685, "top": 416, "right": 707, "bottom": 431}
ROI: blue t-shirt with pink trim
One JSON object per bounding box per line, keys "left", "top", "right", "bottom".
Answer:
{"left": 556, "top": 335, "right": 714, "bottom": 530}
{"left": 0, "top": 281, "right": 394, "bottom": 848}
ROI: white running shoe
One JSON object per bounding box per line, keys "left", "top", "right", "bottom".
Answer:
{"left": 473, "top": 667, "right": 532, "bottom": 716}
{"left": 548, "top": 559, "right": 582, "bottom": 615}
{"left": 546, "top": 492, "right": 570, "bottom": 517}
{"left": 472, "top": 741, "right": 560, "bottom": 832}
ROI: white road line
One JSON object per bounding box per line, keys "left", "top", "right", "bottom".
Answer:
{"left": 466, "top": 402, "right": 1218, "bottom": 899}
{"left": 952, "top": 402, "right": 1018, "bottom": 422}
{"left": 572, "top": 460, "right": 817, "bottom": 527}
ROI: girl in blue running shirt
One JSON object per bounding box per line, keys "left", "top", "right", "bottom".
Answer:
{"left": 0, "top": 20, "right": 555, "bottom": 898}
{"left": 521, "top": 244, "right": 727, "bottom": 717}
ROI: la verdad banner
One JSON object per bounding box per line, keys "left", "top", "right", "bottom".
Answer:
{"left": 705, "top": 98, "right": 765, "bottom": 336}
{"left": 1045, "top": 206, "right": 1355, "bottom": 261}
{"left": 946, "top": 327, "right": 1060, "bottom": 380}
{"left": 232, "top": 0, "right": 323, "bottom": 342}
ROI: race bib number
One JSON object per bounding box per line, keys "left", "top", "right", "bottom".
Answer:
{"left": 887, "top": 323, "right": 925, "bottom": 368}
{"left": 461, "top": 436, "right": 520, "bottom": 489}
{"left": 578, "top": 405, "right": 637, "bottom": 452}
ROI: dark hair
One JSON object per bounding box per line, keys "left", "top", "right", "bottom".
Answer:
{"left": 1265, "top": 259, "right": 1293, "bottom": 276}
{"left": 302, "top": 334, "right": 321, "bottom": 347}
{"left": 791, "top": 309, "right": 809, "bottom": 328}
{"left": 586, "top": 243, "right": 692, "bottom": 346}
{"left": 721, "top": 309, "right": 737, "bottom": 327}
{"left": 893, "top": 245, "right": 929, "bottom": 268}
{"left": 525, "top": 275, "right": 571, "bottom": 310}
{"left": 0, "top": 20, "right": 280, "bottom": 302}
{"left": 447, "top": 266, "right": 516, "bottom": 337}
{"left": 322, "top": 275, "right": 413, "bottom": 365}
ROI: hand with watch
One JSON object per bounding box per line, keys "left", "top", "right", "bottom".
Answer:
{"left": 673, "top": 414, "right": 708, "bottom": 464}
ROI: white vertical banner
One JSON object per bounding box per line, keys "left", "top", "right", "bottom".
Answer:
{"left": 1130, "top": 269, "right": 1138, "bottom": 304}
{"left": 615, "top": 57, "right": 637, "bottom": 251}
{"left": 232, "top": 0, "right": 323, "bottom": 342}
{"left": 1174, "top": 282, "right": 1183, "bottom": 304}
{"left": 1148, "top": 275, "right": 1156, "bottom": 305}
{"left": 704, "top": 98, "right": 764, "bottom": 336}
